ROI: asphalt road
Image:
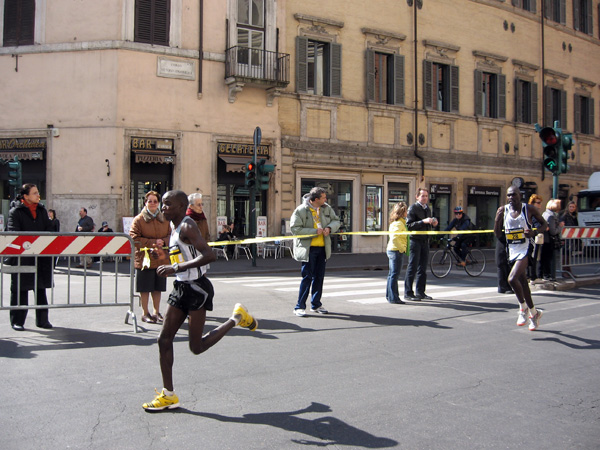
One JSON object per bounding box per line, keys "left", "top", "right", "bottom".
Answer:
{"left": 1, "top": 270, "right": 599, "bottom": 449}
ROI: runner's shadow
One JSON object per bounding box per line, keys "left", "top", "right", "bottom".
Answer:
{"left": 318, "top": 312, "right": 452, "bottom": 330}
{"left": 175, "top": 402, "right": 397, "bottom": 448}
{"left": 532, "top": 329, "right": 600, "bottom": 350}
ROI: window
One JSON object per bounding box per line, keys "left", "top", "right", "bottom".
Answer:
{"left": 237, "top": 0, "right": 264, "bottom": 66}
{"left": 296, "top": 37, "right": 341, "bottom": 97}
{"left": 515, "top": 79, "right": 538, "bottom": 124}
{"left": 423, "top": 60, "right": 459, "bottom": 113}
{"left": 134, "top": 0, "right": 170, "bottom": 46}
{"left": 573, "top": 0, "right": 593, "bottom": 35}
{"left": 366, "top": 50, "right": 404, "bottom": 105}
{"left": 474, "top": 70, "right": 506, "bottom": 119}
{"left": 574, "top": 94, "right": 595, "bottom": 135}
{"left": 544, "top": 0, "right": 565, "bottom": 24}
{"left": 3, "top": 0, "right": 35, "bottom": 46}
{"left": 544, "top": 86, "right": 567, "bottom": 128}
{"left": 512, "top": 0, "right": 536, "bottom": 13}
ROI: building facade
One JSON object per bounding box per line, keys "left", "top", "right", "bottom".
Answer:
{"left": 1, "top": 0, "right": 599, "bottom": 254}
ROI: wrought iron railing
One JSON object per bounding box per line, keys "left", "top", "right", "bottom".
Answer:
{"left": 225, "top": 46, "right": 290, "bottom": 86}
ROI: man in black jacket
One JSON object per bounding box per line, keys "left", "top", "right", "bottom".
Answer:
{"left": 76, "top": 207, "right": 94, "bottom": 267}
{"left": 404, "top": 188, "right": 438, "bottom": 301}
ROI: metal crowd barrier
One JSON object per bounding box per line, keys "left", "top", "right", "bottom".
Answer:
{"left": 0, "top": 232, "right": 139, "bottom": 332}
{"left": 559, "top": 226, "right": 600, "bottom": 280}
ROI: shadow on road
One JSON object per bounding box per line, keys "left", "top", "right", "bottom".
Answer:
{"left": 172, "top": 401, "right": 398, "bottom": 448}
{"left": 532, "top": 329, "right": 600, "bottom": 350}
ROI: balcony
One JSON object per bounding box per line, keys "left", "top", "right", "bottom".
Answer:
{"left": 225, "top": 46, "right": 290, "bottom": 106}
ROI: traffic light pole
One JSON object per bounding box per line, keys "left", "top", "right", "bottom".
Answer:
{"left": 250, "top": 127, "right": 261, "bottom": 267}
{"left": 552, "top": 173, "right": 559, "bottom": 199}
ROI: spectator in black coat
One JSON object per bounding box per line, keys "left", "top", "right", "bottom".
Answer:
{"left": 8, "top": 184, "right": 54, "bottom": 331}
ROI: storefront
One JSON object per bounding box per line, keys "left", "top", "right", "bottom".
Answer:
{"left": 216, "top": 142, "right": 270, "bottom": 238}
{"left": 129, "top": 137, "right": 174, "bottom": 215}
{"left": 467, "top": 184, "right": 501, "bottom": 246}
{"left": 0, "top": 137, "right": 47, "bottom": 216}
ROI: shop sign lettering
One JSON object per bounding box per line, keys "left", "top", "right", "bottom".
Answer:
{"left": 0, "top": 138, "right": 47, "bottom": 150}
{"left": 217, "top": 142, "right": 270, "bottom": 157}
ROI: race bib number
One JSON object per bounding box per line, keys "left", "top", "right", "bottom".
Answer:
{"left": 506, "top": 228, "right": 526, "bottom": 244}
{"left": 169, "top": 245, "right": 185, "bottom": 264}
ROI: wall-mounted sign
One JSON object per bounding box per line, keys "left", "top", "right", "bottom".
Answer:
{"left": 217, "top": 142, "right": 270, "bottom": 158}
{"left": 468, "top": 185, "right": 501, "bottom": 197}
{"left": 0, "top": 138, "right": 46, "bottom": 150}
{"left": 131, "top": 138, "right": 174, "bottom": 151}
{"left": 131, "top": 138, "right": 175, "bottom": 164}
{"left": 157, "top": 57, "right": 196, "bottom": 81}
{"left": 430, "top": 184, "right": 452, "bottom": 195}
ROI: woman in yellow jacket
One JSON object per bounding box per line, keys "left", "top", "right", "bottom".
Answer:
{"left": 386, "top": 202, "right": 409, "bottom": 304}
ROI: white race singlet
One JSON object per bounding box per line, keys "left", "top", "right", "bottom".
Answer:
{"left": 503, "top": 204, "right": 533, "bottom": 262}
{"left": 169, "top": 216, "right": 206, "bottom": 281}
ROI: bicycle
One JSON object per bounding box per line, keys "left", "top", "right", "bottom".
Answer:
{"left": 430, "top": 237, "right": 486, "bottom": 278}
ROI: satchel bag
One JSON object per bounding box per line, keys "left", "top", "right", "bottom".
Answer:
{"left": 550, "top": 234, "right": 562, "bottom": 250}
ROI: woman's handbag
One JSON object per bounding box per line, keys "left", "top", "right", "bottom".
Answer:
{"left": 550, "top": 234, "right": 563, "bottom": 250}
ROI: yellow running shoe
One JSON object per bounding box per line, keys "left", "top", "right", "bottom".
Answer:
{"left": 233, "top": 303, "right": 258, "bottom": 331}
{"left": 142, "top": 388, "right": 180, "bottom": 411}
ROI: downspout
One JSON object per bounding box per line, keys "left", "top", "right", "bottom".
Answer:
{"left": 413, "top": 1, "right": 425, "bottom": 182}
{"left": 540, "top": 0, "right": 545, "bottom": 181}
{"left": 198, "top": 0, "right": 204, "bottom": 97}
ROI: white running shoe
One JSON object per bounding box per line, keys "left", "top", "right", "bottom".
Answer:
{"left": 294, "top": 309, "right": 306, "bottom": 317}
{"left": 310, "top": 306, "right": 328, "bottom": 314}
{"left": 517, "top": 308, "right": 529, "bottom": 326}
{"left": 528, "top": 309, "right": 544, "bottom": 331}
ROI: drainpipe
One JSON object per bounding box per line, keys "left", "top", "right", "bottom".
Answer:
{"left": 540, "top": 0, "right": 545, "bottom": 181}
{"left": 198, "top": 0, "right": 204, "bottom": 96}
{"left": 412, "top": 0, "right": 425, "bottom": 182}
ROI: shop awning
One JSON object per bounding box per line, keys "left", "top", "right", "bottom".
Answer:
{"left": 0, "top": 150, "right": 44, "bottom": 161}
{"left": 219, "top": 155, "right": 247, "bottom": 173}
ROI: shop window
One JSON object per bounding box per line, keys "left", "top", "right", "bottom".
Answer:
{"left": 365, "top": 186, "right": 382, "bottom": 232}
{"left": 574, "top": 94, "right": 595, "bottom": 135}
{"left": 544, "top": 0, "right": 566, "bottom": 24}
{"left": 573, "top": 0, "right": 593, "bottom": 35}
{"left": 366, "top": 50, "right": 404, "bottom": 105}
{"left": 134, "top": 0, "right": 171, "bottom": 46}
{"left": 423, "top": 60, "right": 459, "bottom": 113}
{"left": 296, "top": 37, "right": 342, "bottom": 97}
{"left": 515, "top": 79, "right": 537, "bottom": 124}
{"left": 544, "top": 86, "right": 567, "bottom": 128}
{"left": 3, "top": 0, "right": 35, "bottom": 46}
{"left": 475, "top": 70, "right": 506, "bottom": 119}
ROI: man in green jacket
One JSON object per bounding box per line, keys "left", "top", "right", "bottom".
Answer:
{"left": 291, "top": 187, "right": 341, "bottom": 317}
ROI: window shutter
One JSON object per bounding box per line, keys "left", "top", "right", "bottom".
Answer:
{"left": 330, "top": 42, "right": 342, "bottom": 97}
{"left": 511, "top": 0, "right": 520, "bottom": 7}
{"left": 153, "top": 0, "right": 170, "bottom": 46}
{"left": 560, "top": 89, "right": 567, "bottom": 129}
{"left": 544, "top": 86, "right": 552, "bottom": 127}
{"left": 559, "top": 0, "right": 566, "bottom": 25}
{"left": 574, "top": 95, "right": 580, "bottom": 132}
{"left": 529, "top": 0, "right": 536, "bottom": 13}
{"left": 450, "top": 64, "right": 459, "bottom": 113}
{"left": 474, "top": 70, "right": 483, "bottom": 116}
{"left": 531, "top": 82, "right": 538, "bottom": 124}
{"left": 585, "top": 0, "right": 593, "bottom": 35}
{"left": 393, "top": 54, "right": 405, "bottom": 105}
{"left": 589, "top": 98, "right": 595, "bottom": 135}
{"left": 423, "top": 60, "right": 433, "bottom": 110}
{"left": 366, "top": 49, "right": 375, "bottom": 102}
{"left": 3, "top": 0, "right": 35, "bottom": 46}
{"left": 573, "top": 0, "right": 580, "bottom": 31}
{"left": 295, "top": 36, "right": 308, "bottom": 94}
{"left": 515, "top": 79, "right": 523, "bottom": 123}
{"left": 498, "top": 74, "right": 506, "bottom": 119}
{"left": 135, "top": 0, "right": 153, "bottom": 43}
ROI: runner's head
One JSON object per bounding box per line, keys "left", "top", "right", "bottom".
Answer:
{"left": 161, "top": 190, "right": 188, "bottom": 222}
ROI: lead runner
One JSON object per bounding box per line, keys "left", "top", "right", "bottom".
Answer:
{"left": 143, "top": 190, "right": 257, "bottom": 411}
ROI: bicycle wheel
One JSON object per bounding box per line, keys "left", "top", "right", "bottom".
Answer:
{"left": 464, "top": 248, "right": 486, "bottom": 277}
{"left": 430, "top": 249, "right": 452, "bottom": 278}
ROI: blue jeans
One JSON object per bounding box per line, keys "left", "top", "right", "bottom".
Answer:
{"left": 295, "top": 247, "right": 327, "bottom": 310}
{"left": 386, "top": 250, "right": 404, "bottom": 303}
{"left": 404, "top": 238, "right": 429, "bottom": 297}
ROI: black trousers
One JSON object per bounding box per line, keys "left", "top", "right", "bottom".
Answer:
{"left": 10, "top": 286, "right": 49, "bottom": 327}
{"left": 495, "top": 240, "right": 511, "bottom": 293}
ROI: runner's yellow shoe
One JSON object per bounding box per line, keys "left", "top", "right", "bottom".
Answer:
{"left": 142, "top": 388, "right": 180, "bottom": 411}
{"left": 233, "top": 303, "right": 258, "bottom": 331}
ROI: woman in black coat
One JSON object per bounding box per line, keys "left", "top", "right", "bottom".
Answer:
{"left": 8, "top": 184, "right": 54, "bottom": 331}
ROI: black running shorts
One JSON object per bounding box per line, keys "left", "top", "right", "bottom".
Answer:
{"left": 167, "top": 276, "right": 214, "bottom": 313}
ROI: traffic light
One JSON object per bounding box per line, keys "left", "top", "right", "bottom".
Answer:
{"left": 559, "top": 132, "right": 573, "bottom": 174}
{"left": 245, "top": 161, "right": 256, "bottom": 188}
{"left": 538, "top": 126, "right": 560, "bottom": 174}
{"left": 256, "top": 159, "right": 275, "bottom": 191}
{"left": 8, "top": 158, "right": 22, "bottom": 188}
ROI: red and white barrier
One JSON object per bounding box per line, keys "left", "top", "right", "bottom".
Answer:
{"left": 0, "top": 234, "right": 132, "bottom": 256}
{"left": 561, "top": 227, "right": 600, "bottom": 240}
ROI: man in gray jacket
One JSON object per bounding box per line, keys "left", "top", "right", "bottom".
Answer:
{"left": 290, "top": 187, "right": 341, "bottom": 317}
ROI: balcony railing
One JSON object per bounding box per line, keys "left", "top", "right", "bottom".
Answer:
{"left": 225, "top": 46, "right": 290, "bottom": 87}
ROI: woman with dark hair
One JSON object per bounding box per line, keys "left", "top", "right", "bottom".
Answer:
{"left": 130, "top": 191, "right": 171, "bottom": 324}
{"left": 8, "top": 183, "right": 54, "bottom": 331}
{"left": 48, "top": 209, "right": 60, "bottom": 232}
